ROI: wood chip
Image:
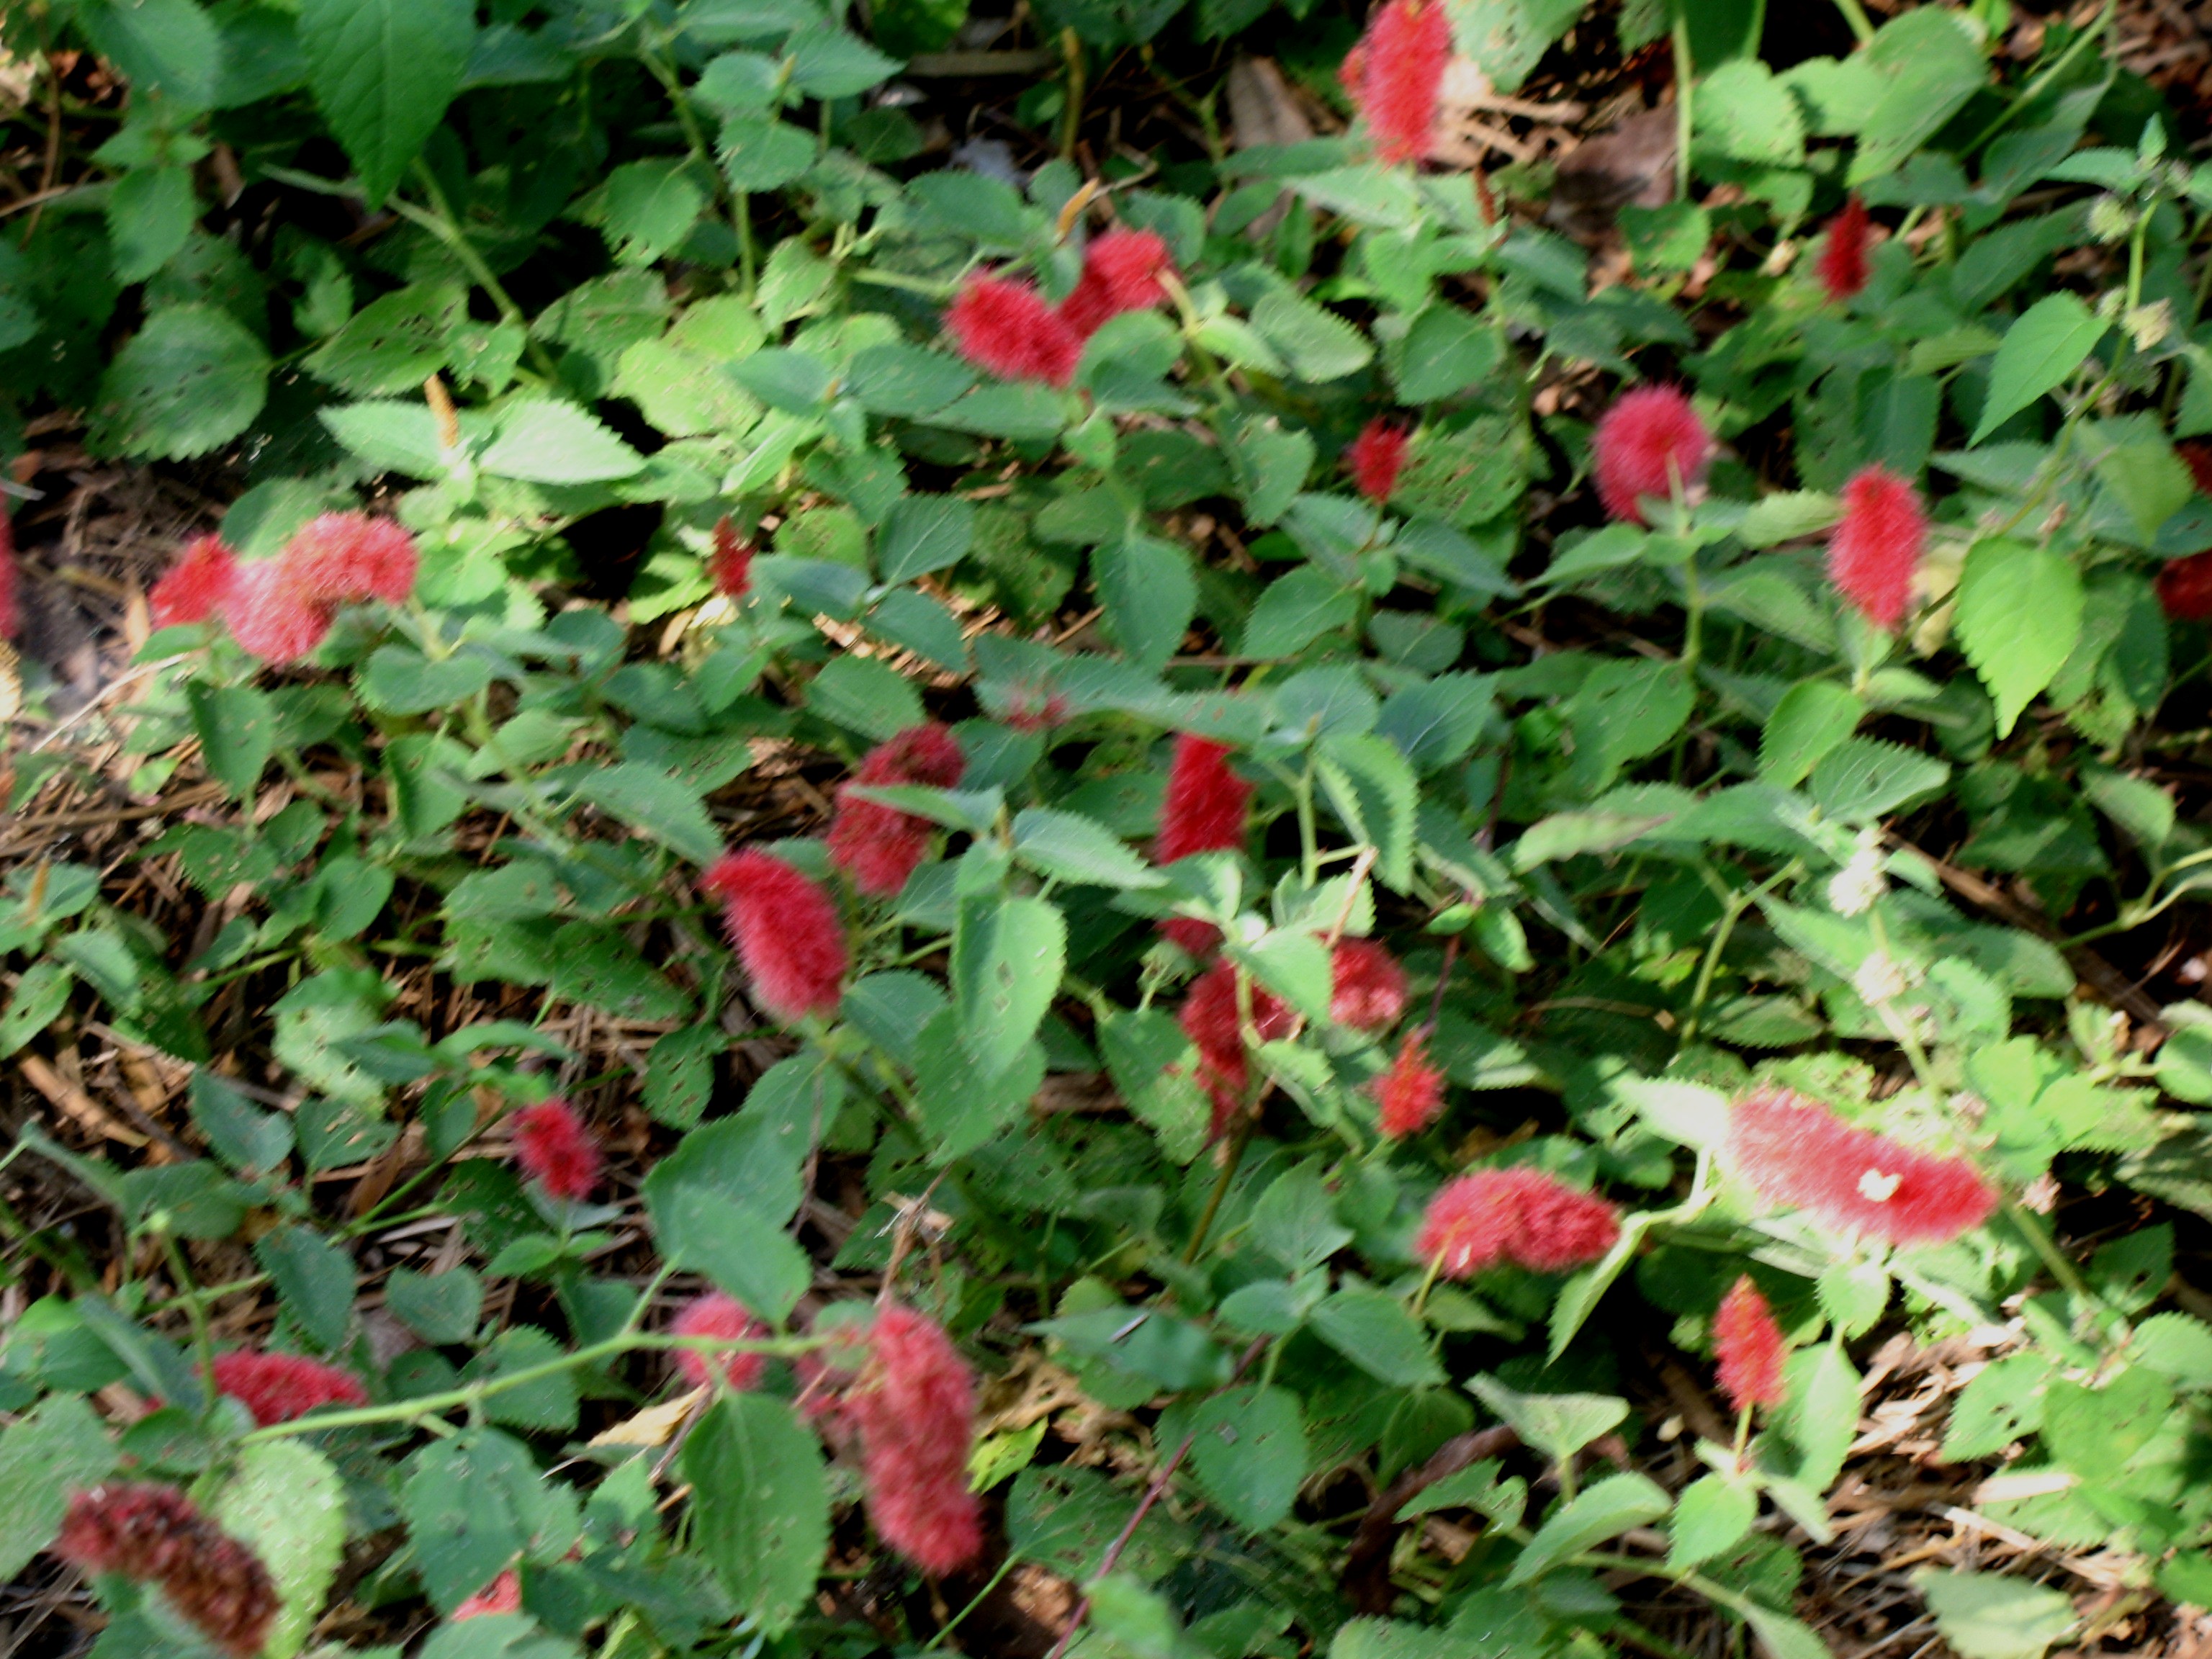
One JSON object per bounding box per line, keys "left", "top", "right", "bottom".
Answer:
{"left": 591, "top": 1388, "right": 706, "bottom": 1448}
{"left": 19, "top": 1051, "right": 147, "bottom": 1146}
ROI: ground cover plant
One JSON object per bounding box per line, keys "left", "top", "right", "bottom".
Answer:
{"left": 5, "top": 0, "right": 2212, "bottom": 1655}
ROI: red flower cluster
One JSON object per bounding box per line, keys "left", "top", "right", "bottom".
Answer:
{"left": 828, "top": 722, "right": 967, "bottom": 896}
{"left": 1415, "top": 1167, "right": 1620, "bottom": 1277}
{"left": 1592, "top": 386, "right": 1713, "bottom": 525}
{"left": 148, "top": 512, "right": 419, "bottom": 663}
{"left": 0, "top": 506, "right": 19, "bottom": 642}
{"left": 1725, "top": 1087, "right": 1995, "bottom": 1246}
{"left": 701, "top": 849, "right": 849, "bottom": 1021}
{"left": 1330, "top": 938, "right": 1408, "bottom": 1030}
{"left": 1340, "top": 0, "right": 1451, "bottom": 166}
{"left": 1375, "top": 1032, "right": 1446, "bottom": 1138}
{"left": 1346, "top": 418, "right": 1410, "bottom": 504}
{"left": 453, "top": 1569, "right": 523, "bottom": 1620}
{"left": 837, "top": 1305, "right": 983, "bottom": 1575}
{"left": 1827, "top": 464, "right": 1925, "bottom": 631}
{"left": 670, "top": 1292, "right": 768, "bottom": 1392}
{"left": 1817, "top": 195, "right": 1871, "bottom": 303}
{"left": 946, "top": 230, "right": 1175, "bottom": 387}
{"left": 207, "top": 1349, "right": 367, "bottom": 1426}
{"left": 709, "top": 516, "right": 752, "bottom": 600}
{"left": 53, "top": 1483, "right": 278, "bottom": 1658}
{"left": 510, "top": 1098, "right": 601, "bottom": 1202}
{"left": 1713, "top": 1275, "right": 1786, "bottom": 1415}
{"left": 1156, "top": 735, "right": 1253, "bottom": 864}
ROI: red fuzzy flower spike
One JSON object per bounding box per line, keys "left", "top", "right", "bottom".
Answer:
{"left": 1330, "top": 938, "right": 1408, "bottom": 1030}
{"left": 1416, "top": 1167, "right": 1619, "bottom": 1277}
{"left": 1375, "top": 1032, "right": 1446, "bottom": 1138}
{"left": 1060, "top": 229, "right": 1174, "bottom": 338}
{"left": 2157, "top": 552, "right": 2212, "bottom": 621}
{"left": 150, "top": 534, "right": 240, "bottom": 629}
{"left": 0, "top": 506, "right": 18, "bottom": 642}
{"left": 1156, "top": 735, "right": 1254, "bottom": 864}
{"left": 1817, "top": 195, "right": 1872, "bottom": 304}
{"left": 842, "top": 1305, "right": 984, "bottom": 1576}
{"left": 709, "top": 516, "right": 754, "bottom": 600}
{"left": 947, "top": 274, "right": 1084, "bottom": 387}
{"left": 1725, "top": 1086, "right": 1996, "bottom": 1246}
{"left": 207, "top": 1349, "right": 368, "bottom": 1426}
{"left": 510, "top": 1098, "right": 601, "bottom": 1202}
{"left": 1178, "top": 958, "right": 1296, "bottom": 1138}
{"left": 54, "top": 1483, "right": 279, "bottom": 1659}
{"left": 223, "top": 556, "right": 338, "bottom": 665}
{"left": 1342, "top": 0, "right": 1452, "bottom": 166}
{"left": 671, "top": 1292, "right": 768, "bottom": 1393}
{"left": 1827, "top": 464, "right": 1926, "bottom": 631}
{"left": 701, "top": 850, "right": 849, "bottom": 1021}
{"left": 1592, "top": 385, "right": 1714, "bottom": 526}
{"left": 1713, "top": 1275, "right": 1786, "bottom": 1416}
{"left": 828, "top": 722, "right": 967, "bottom": 897}
{"left": 453, "top": 1570, "right": 523, "bottom": 1621}
{"left": 281, "top": 511, "right": 418, "bottom": 606}
{"left": 1347, "top": 418, "right": 1410, "bottom": 505}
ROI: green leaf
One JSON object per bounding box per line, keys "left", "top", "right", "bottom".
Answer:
{"left": 90, "top": 304, "right": 271, "bottom": 460}
{"left": 215, "top": 1442, "right": 346, "bottom": 1659}
{"left": 952, "top": 894, "right": 1064, "bottom": 1080}
{"left": 1848, "top": 7, "right": 1988, "bottom": 186}
{"left": 1506, "top": 1472, "right": 1671, "bottom": 1585}
{"left": 303, "top": 282, "right": 467, "bottom": 395}
{"left": 1441, "top": 0, "right": 1578, "bottom": 93}
{"left": 1316, "top": 732, "right": 1418, "bottom": 891}
{"left": 1012, "top": 807, "right": 1161, "bottom": 889}
{"left": 1807, "top": 737, "right": 1948, "bottom": 822}
{"left": 185, "top": 680, "right": 276, "bottom": 799}
{"left": 1758, "top": 680, "right": 1861, "bottom": 788}
{"left": 0, "top": 960, "right": 74, "bottom": 1060}
{"left": 78, "top": 0, "right": 223, "bottom": 106}
{"left": 913, "top": 1007, "right": 1042, "bottom": 1157}
{"left": 1511, "top": 808, "right": 1669, "bottom": 870}
{"left": 1467, "top": 1377, "right": 1627, "bottom": 1467}
{"left": 480, "top": 398, "right": 647, "bottom": 482}
{"left": 1251, "top": 1165, "right": 1352, "bottom": 1272}
{"left": 1972, "top": 293, "right": 2109, "bottom": 444}
{"left": 1240, "top": 564, "right": 1357, "bottom": 657}
{"left": 1226, "top": 414, "right": 1314, "bottom": 526}
{"left": 1094, "top": 532, "right": 1195, "bottom": 673}
{"left": 0, "top": 1395, "right": 114, "bottom": 1581}
{"left": 1956, "top": 537, "right": 2085, "bottom": 737}
{"left": 1390, "top": 305, "right": 1503, "bottom": 403}
{"left": 298, "top": 0, "right": 475, "bottom": 204}
{"left": 109, "top": 167, "right": 197, "bottom": 284}
{"left": 360, "top": 644, "right": 495, "bottom": 714}
{"left": 467, "top": 1326, "right": 578, "bottom": 1431}
{"left": 787, "top": 27, "right": 902, "bottom": 96}
{"left": 1184, "top": 1385, "right": 1307, "bottom": 1532}
{"left": 600, "top": 159, "right": 706, "bottom": 265}
{"left": 386, "top": 1267, "right": 482, "bottom": 1345}
{"left": 877, "top": 493, "right": 975, "bottom": 582}
{"left": 685, "top": 1395, "right": 830, "bottom": 1635}
{"left": 1778, "top": 1343, "right": 1859, "bottom": 1490}
{"left": 644, "top": 1025, "right": 726, "bottom": 1127}
{"left": 808, "top": 653, "right": 925, "bottom": 739}
{"left": 846, "top": 343, "right": 975, "bottom": 418}
{"left": 253, "top": 1225, "right": 356, "bottom": 1352}
{"left": 719, "top": 117, "right": 817, "bottom": 192}
{"left": 1100, "top": 1007, "right": 1209, "bottom": 1162}
{"left": 1737, "top": 490, "right": 1841, "bottom": 548}
{"left": 1250, "top": 289, "right": 1373, "bottom": 382}
{"left": 2091, "top": 420, "right": 2194, "bottom": 541}
{"left": 1668, "top": 1474, "right": 1755, "bottom": 1570}
{"left": 1913, "top": 1570, "right": 2078, "bottom": 1659}
{"left": 400, "top": 1431, "right": 579, "bottom": 1612}
{"left": 1309, "top": 1285, "right": 1444, "bottom": 1387}
{"left": 1695, "top": 59, "right": 1803, "bottom": 164}
{"left": 572, "top": 763, "right": 722, "bottom": 863}
{"left": 1743, "top": 1606, "right": 1837, "bottom": 1659}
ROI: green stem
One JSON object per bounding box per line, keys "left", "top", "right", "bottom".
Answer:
{"left": 163, "top": 1234, "right": 219, "bottom": 1395}
{"left": 1671, "top": 14, "right": 1694, "bottom": 204}
{"left": 1680, "top": 863, "right": 1797, "bottom": 1044}
{"left": 398, "top": 163, "right": 559, "bottom": 380}
{"left": 1961, "top": 0, "right": 2115, "bottom": 158}
{"left": 925, "top": 1554, "right": 1022, "bottom": 1650}
{"left": 1409, "top": 1250, "right": 1446, "bottom": 1320}
{"left": 1830, "top": 0, "right": 1875, "bottom": 44}
{"left": 2002, "top": 1197, "right": 2095, "bottom": 1310}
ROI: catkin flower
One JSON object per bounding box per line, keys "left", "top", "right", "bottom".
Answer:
{"left": 1816, "top": 195, "right": 1871, "bottom": 303}
{"left": 281, "top": 512, "right": 419, "bottom": 606}
{"left": 1156, "top": 735, "right": 1254, "bottom": 864}
{"left": 1375, "top": 1032, "right": 1446, "bottom": 1138}
{"left": 841, "top": 1305, "right": 984, "bottom": 1575}
{"left": 670, "top": 1292, "right": 768, "bottom": 1392}
{"left": 1341, "top": 0, "right": 1451, "bottom": 166}
{"left": 1725, "top": 1086, "right": 1995, "bottom": 1246}
{"left": 709, "top": 516, "right": 753, "bottom": 599}
{"left": 54, "top": 1484, "right": 279, "bottom": 1659}
{"left": 207, "top": 1349, "right": 367, "bottom": 1426}
{"left": 510, "top": 1099, "right": 601, "bottom": 1202}
{"left": 947, "top": 274, "right": 1084, "bottom": 387}
{"left": 1060, "top": 229, "right": 1174, "bottom": 338}
{"left": 1416, "top": 1167, "right": 1619, "bottom": 1277}
{"left": 1713, "top": 1275, "right": 1786, "bottom": 1415}
{"left": 827, "top": 723, "right": 967, "bottom": 897}
{"left": 150, "top": 534, "right": 240, "bottom": 628}
{"left": 1346, "top": 418, "right": 1410, "bottom": 504}
{"left": 1592, "top": 385, "right": 1713, "bottom": 525}
{"left": 0, "top": 507, "right": 19, "bottom": 642}
{"left": 2157, "top": 552, "right": 2212, "bottom": 621}
{"left": 701, "top": 850, "right": 849, "bottom": 1021}
{"left": 1826, "top": 465, "right": 1925, "bottom": 631}
{"left": 223, "top": 556, "right": 338, "bottom": 664}
{"left": 1330, "top": 939, "right": 1409, "bottom": 1030}
{"left": 1178, "top": 958, "right": 1296, "bottom": 1138}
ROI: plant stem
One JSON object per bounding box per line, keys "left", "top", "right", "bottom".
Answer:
{"left": 1671, "top": 14, "right": 1694, "bottom": 204}
{"left": 2002, "top": 1197, "right": 2095, "bottom": 1310}
{"left": 1830, "top": 0, "right": 1875, "bottom": 44}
